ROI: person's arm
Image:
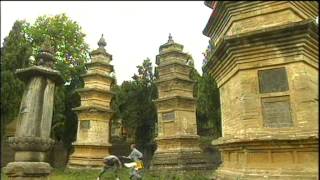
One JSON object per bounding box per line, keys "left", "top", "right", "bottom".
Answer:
{"left": 127, "top": 150, "right": 135, "bottom": 160}
{"left": 115, "top": 157, "right": 122, "bottom": 168}
{"left": 103, "top": 156, "right": 109, "bottom": 164}
{"left": 131, "top": 149, "right": 143, "bottom": 161}
{"left": 135, "top": 149, "right": 143, "bottom": 159}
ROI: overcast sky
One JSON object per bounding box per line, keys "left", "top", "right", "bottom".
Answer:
{"left": 1, "top": 1, "right": 212, "bottom": 84}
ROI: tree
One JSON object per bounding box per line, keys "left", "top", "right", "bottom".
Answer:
{"left": 1, "top": 20, "right": 32, "bottom": 137}
{"left": 196, "top": 72, "right": 221, "bottom": 138}
{"left": 113, "top": 58, "right": 158, "bottom": 146}
{"left": 188, "top": 62, "right": 221, "bottom": 138}
{"left": 25, "top": 13, "right": 89, "bottom": 82}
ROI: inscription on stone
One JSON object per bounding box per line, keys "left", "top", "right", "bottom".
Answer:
{"left": 258, "top": 67, "right": 289, "bottom": 93}
{"left": 80, "top": 120, "right": 90, "bottom": 129}
{"left": 162, "top": 112, "right": 175, "bottom": 121}
{"left": 261, "top": 96, "right": 293, "bottom": 128}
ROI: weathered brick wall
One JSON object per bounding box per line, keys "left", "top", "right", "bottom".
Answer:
{"left": 220, "top": 61, "right": 318, "bottom": 140}
{"left": 77, "top": 120, "right": 109, "bottom": 144}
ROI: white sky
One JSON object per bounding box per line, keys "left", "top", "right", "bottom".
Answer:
{"left": 1, "top": 1, "right": 212, "bottom": 84}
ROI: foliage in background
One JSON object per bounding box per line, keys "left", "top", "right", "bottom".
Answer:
{"left": 186, "top": 60, "right": 221, "bottom": 138}
{"left": 113, "top": 58, "right": 158, "bottom": 147}
{"left": 0, "top": 20, "right": 32, "bottom": 137}
{"left": 195, "top": 71, "right": 221, "bottom": 138}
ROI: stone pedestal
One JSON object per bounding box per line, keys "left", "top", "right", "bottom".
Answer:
{"left": 68, "top": 35, "right": 115, "bottom": 168}
{"left": 5, "top": 162, "right": 51, "bottom": 180}
{"left": 150, "top": 35, "right": 212, "bottom": 171}
{"left": 203, "top": 1, "right": 318, "bottom": 179}
{"left": 152, "top": 135, "right": 211, "bottom": 171}
{"left": 4, "top": 42, "right": 63, "bottom": 179}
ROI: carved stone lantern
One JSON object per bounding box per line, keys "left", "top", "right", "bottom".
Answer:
{"left": 4, "top": 39, "right": 63, "bottom": 179}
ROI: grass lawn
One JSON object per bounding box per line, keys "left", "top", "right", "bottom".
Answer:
{"left": 1, "top": 168, "right": 212, "bottom": 180}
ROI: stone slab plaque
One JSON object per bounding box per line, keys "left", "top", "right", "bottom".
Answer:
{"left": 162, "top": 112, "right": 175, "bottom": 121}
{"left": 258, "top": 67, "right": 289, "bottom": 93}
{"left": 80, "top": 120, "right": 90, "bottom": 129}
{"left": 261, "top": 96, "right": 293, "bottom": 128}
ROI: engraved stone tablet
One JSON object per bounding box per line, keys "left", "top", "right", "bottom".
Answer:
{"left": 258, "top": 67, "right": 289, "bottom": 93}
{"left": 80, "top": 120, "right": 90, "bottom": 129}
{"left": 262, "top": 96, "right": 293, "bottom": 128}
{"left": 162, "top": 112, "right": 175, "bottom": 121}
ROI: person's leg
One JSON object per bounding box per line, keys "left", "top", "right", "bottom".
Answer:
{"left": 111, "top": 166, "right": 120, "bottom": 180}
{"left": 114, "top": 166, "right": 120, "bottom": 179}
{"left": 115, "top": 170, "right": 120, "bottom": 180}
{"left": 97, "top": 166, "right": 108, "bottom": 179}
{"left": 129, "top": 168, "right": 134, "bottom": 179}
{"left": 130, "top": 168, "right": 141, "bottom": 180}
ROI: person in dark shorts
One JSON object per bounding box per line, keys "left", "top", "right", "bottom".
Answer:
{"left": 97, "top": 155, "right": 122, "bottom": 180}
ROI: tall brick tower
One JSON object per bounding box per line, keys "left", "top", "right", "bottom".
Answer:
{"left": 68, "top": 35, "right": 115, "bottom": 168}
{"left": 150, "top": 34, "right": 212, "bottom": 171}
{"left": 203, "top": 1, "right": 318, "bottom": 179}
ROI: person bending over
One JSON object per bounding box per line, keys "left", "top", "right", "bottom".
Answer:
{"left": 97, "top": 155, "right": 122, "bottom": 180}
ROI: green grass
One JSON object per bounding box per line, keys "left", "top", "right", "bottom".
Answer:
{"left": 1, "top": 168, "right": 211, "bottom": 180}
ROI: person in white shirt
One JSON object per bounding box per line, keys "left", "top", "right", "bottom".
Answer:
{"left": 122, "top": 144, "right": 143, "bottom": 180}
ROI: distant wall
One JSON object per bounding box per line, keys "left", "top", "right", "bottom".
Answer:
{"left": 202, "top": 146, "right": 221, "bottom": 169}
{"left": 47, "top": 141, "right": 69, "bottom": 168}
{"left": 199, "top": 137, "right": 222, "bottom": 169}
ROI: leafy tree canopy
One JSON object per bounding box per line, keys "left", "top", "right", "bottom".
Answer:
{"left": 25, "top": 13, "right": 90, "bottom": 82}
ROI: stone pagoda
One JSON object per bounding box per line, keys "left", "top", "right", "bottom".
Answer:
{"left": 4, "top": 40, "right": 63, "bottom": 179}
{"left": 150, "top": 34, "right": 212, "bottom": 171}
{"left": 203, "top": 1, "right": 318, "bottom": 179}
{"left": 68, "top": 35, "right": 115, "bottom": 168}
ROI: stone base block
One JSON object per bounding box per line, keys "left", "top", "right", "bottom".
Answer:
{"left": 213, "top": 168, "right": 318, "bottom": 180}
{"left": 150, "top": 150, "right": 214, "bottom": 172}
{"left": 68, "top": 144, "right": 111, "bottom": 168}
{"left": 4, "top": 162, "right": 51, "bottom": 180}
{"left": 212, "top": 138, "right": 319, "bottom": 180}
{"left": 150, "top": 135, "right": 214, "bottom": 171}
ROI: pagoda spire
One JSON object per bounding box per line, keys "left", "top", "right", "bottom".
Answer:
{"left": 168, "top": 33, "right": 174, "bottom": 43}
{"left": 98, "top": 34, "right": 106, "bottom": 48}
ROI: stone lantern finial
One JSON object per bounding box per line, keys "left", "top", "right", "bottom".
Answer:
{"left": 98, "top": 34, "right": 107, "bottom": 48}
{"left": 40, "top": 38, "right": 54, "bottom": 54}
{"left": 168, "top": 33, "right": 174, "bottom": 43}
{"left": 38, "top": 38, "right": 55, "bottom": 68}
